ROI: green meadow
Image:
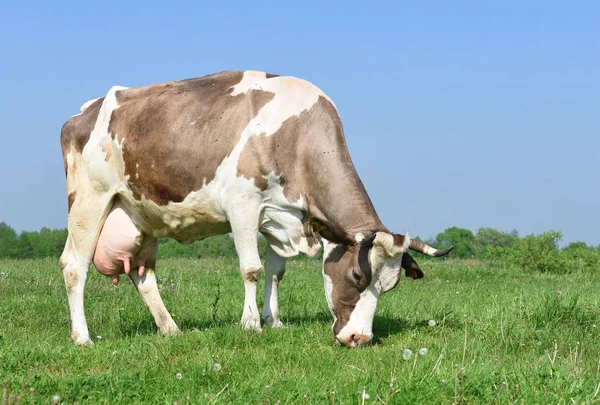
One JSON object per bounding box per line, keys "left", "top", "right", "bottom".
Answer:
{"left": 1, "top": 257, "right": 599, "bottom": 404}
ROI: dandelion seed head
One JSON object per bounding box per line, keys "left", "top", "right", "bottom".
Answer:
{"left": 418, "top": 348, "right": 428, "bottom": 356}
{"left": 212, "top": 363, "right": 222, "bottom": 372}
{"left": 428, "top": 320, "right": 437, "bottom": 327}
{"left": 362, "top": 391, "right": 370, "bottom": 400}
{"left": 52, "top": 395, "right": 60, "bottom": 405}
{"left": 402, "top": 349, "right": 413, "bottom": 360}
{"left": 176, "top": 372, "right": 182, "bottom": 380}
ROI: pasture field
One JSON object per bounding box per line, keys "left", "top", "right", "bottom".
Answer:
{"left": 1, "top": 257, "right": 600, "bottom": 404}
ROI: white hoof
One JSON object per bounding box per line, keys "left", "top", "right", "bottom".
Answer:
{"left": 241, "top": 315, "right": 262, "bottom": 332}
{"left": 72, "top": 333, "right": 93, "bottom": 346}
{"left": 159, "top": 324, "right": 180, "bottom": 336}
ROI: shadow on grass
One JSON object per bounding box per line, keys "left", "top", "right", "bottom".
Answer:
{"left": 118, "top": 311, "right": 462, "bottom": 342}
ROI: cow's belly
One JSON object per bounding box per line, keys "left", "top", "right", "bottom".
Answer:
{"left": 93, "top": 199, "right": 156, "bottom": 278}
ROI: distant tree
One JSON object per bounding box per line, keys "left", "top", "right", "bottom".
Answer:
{"left": 0, "top": 222, "right": 18, "bottom": 258}
{"left": 562, "top": 241, "right": 600, "bottom": 269}
{"left": 435, "top": 227, "right": 475, "bottom": 259}
{"left": 563, "top": 241, "right": 591, "bottom": 252}
{"left": 474, "top": 227, "right": 518, "bottom": 259}
{"left": 507, "top": 230, "right": 566, "bottom": 273}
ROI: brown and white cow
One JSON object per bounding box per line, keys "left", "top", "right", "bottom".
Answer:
{"left": 60, "top": 70, "right": 452, "bottom": 347}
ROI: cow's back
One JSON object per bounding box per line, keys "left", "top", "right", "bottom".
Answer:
{"left": 107, "top": 71, "right": 278, "bottom": 206}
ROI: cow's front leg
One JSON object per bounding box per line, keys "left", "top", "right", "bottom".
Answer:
{"left": 231, "top": 217, "right": 262, "bottom": 331}
{"left": 262, "top": 244, "right": 287, "bottom": 328}
{"left": 128, "top": 254, "right": 179, "bottom": 335}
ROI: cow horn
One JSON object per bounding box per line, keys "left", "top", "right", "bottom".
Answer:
{"left": 409, "top": 239, "right": 454, "bottom": 257}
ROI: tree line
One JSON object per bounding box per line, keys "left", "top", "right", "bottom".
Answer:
{"left": 0, "top": 222, "right": 598, "bottom": 273}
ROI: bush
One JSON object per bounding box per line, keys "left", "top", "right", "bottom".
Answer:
{"left": 503, "top": 231, "right": 570, "bottom": 273}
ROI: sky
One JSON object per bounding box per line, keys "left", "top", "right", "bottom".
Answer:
{"left": 0, "top": 1, "right": 598, "bottom": 246}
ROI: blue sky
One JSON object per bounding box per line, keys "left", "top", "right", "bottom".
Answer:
{"left": 1, "top": 1, "right": 598, "bottom": 245}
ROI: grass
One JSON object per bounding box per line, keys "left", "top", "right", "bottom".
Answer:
{"left": 1, "top": 257, "right": 600, "bottom": 404}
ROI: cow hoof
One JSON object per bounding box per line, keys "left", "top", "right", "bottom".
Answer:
{"left": 159, "top": 326, "right": 181, "bottom": 336}
{"left": 72, "top": 336, "right": 94, "bottom": 346}
{"left": 241, "top": 317, "right": 262, "bottom": 332}
{"left": 262, "top": 315, "right": 284, "bottom": 328}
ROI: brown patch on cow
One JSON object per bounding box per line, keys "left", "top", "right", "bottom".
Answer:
{"left": 64, "top": 269, "right": 79, "bottom": 292}
{"left": 68, "top": 192, "right": 76, "bottom": 212}
{"left": 237, "top": 96, "right": 386, "bottom": 233}
{"left": 324, "top": 243, "right": 373, "bottom": 335}
{"left": 60, "top": 98, "right": 104, "bottom": 173}
{"left": 393, "top": 233, "right": 406, "bottom": 247}
{"left": 99, "top": 136, "right": 113, "bottom": 162}
{"left": 243, "top": 267, "right": 262, "bottom": 283}
{"left": 106, "top": 71, "right": 274, "bottom": 205}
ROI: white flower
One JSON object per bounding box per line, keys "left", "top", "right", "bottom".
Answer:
{"left": 418, "top": 348, "right": 428, "bottom": 356}
{"left": 52, "top": 395, "right": 60, "bottom": 405}
{"left": 212, "top": 363, "right": 222, "bottom": 372}
{"left": 176, "top": 372, "right": 182, "bottom": 380}
{"left": 362, "top": 391, "right": 370, "bottom": 400}
{"left": 428, "top": 320, "right": 437, "bottom": 327}
{"left": 456, "top": 291, "right": 460, "bottom": 295}
{"left": 402, "top": 349, "right": 413, "bottom": 360}
{"left": 96, "top": 335, "right": 102, "bottom": 340}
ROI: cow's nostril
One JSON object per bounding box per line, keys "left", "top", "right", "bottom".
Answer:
{"left": 351, "top": 334, "right": 359, "bottom": 343}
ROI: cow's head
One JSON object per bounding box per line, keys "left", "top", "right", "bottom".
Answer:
{"left": 311, "top": 218, "right": 453, "bottom": 347}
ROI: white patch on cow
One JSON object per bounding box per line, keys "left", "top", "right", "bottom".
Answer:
{"left": 229, "top": 70, "right": 268, "bottom": 96}
{"left": 322, "top": 241, "right": 337, "bottom": 322}
{"left": 375, "top": 257, "right": 403, "bottom": 293}
{"left": 336, "top": 286, "right": 379, "bottom": 343}
{"left": 367, "top": 232, "right": 410, "bottom": 293}
{"left": 83, "top": 86, "right": 127, "bottom": 158}
{"left": 258, "top": 172, "right": 319, "bottom": 258}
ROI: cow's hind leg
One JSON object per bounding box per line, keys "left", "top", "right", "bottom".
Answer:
{"left": 230, "top": 211, "right": 263, "bottom": 331}
{"left": 60, "top": 193, "right": 114, "bottom": 345}
{"left": 128, "top": 252, "right": 179, "bottom": 335}
{"left": 261, "top": 244, "right": 287, "bottom": 328}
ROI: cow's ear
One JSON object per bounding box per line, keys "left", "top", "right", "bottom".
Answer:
{"left": 401, "top": 253, "right": 424, "bottom": 279}
{"left": 310, "top": 217, "right": 354, "bottom": 245}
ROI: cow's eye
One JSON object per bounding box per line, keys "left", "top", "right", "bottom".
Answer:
{"left": 351, "top": 269, "right": 361, "bottom": 283}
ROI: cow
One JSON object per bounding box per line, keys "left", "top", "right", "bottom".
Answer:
{"left": 60, "top": 70, "right": 452, "bottom": 347}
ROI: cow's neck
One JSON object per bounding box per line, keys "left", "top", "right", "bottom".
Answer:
{"left": 314, "top": 179, "right": 385, "bottom": 234}
{"left": 306, "top": 146, "right": 387, "bottom": 235}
